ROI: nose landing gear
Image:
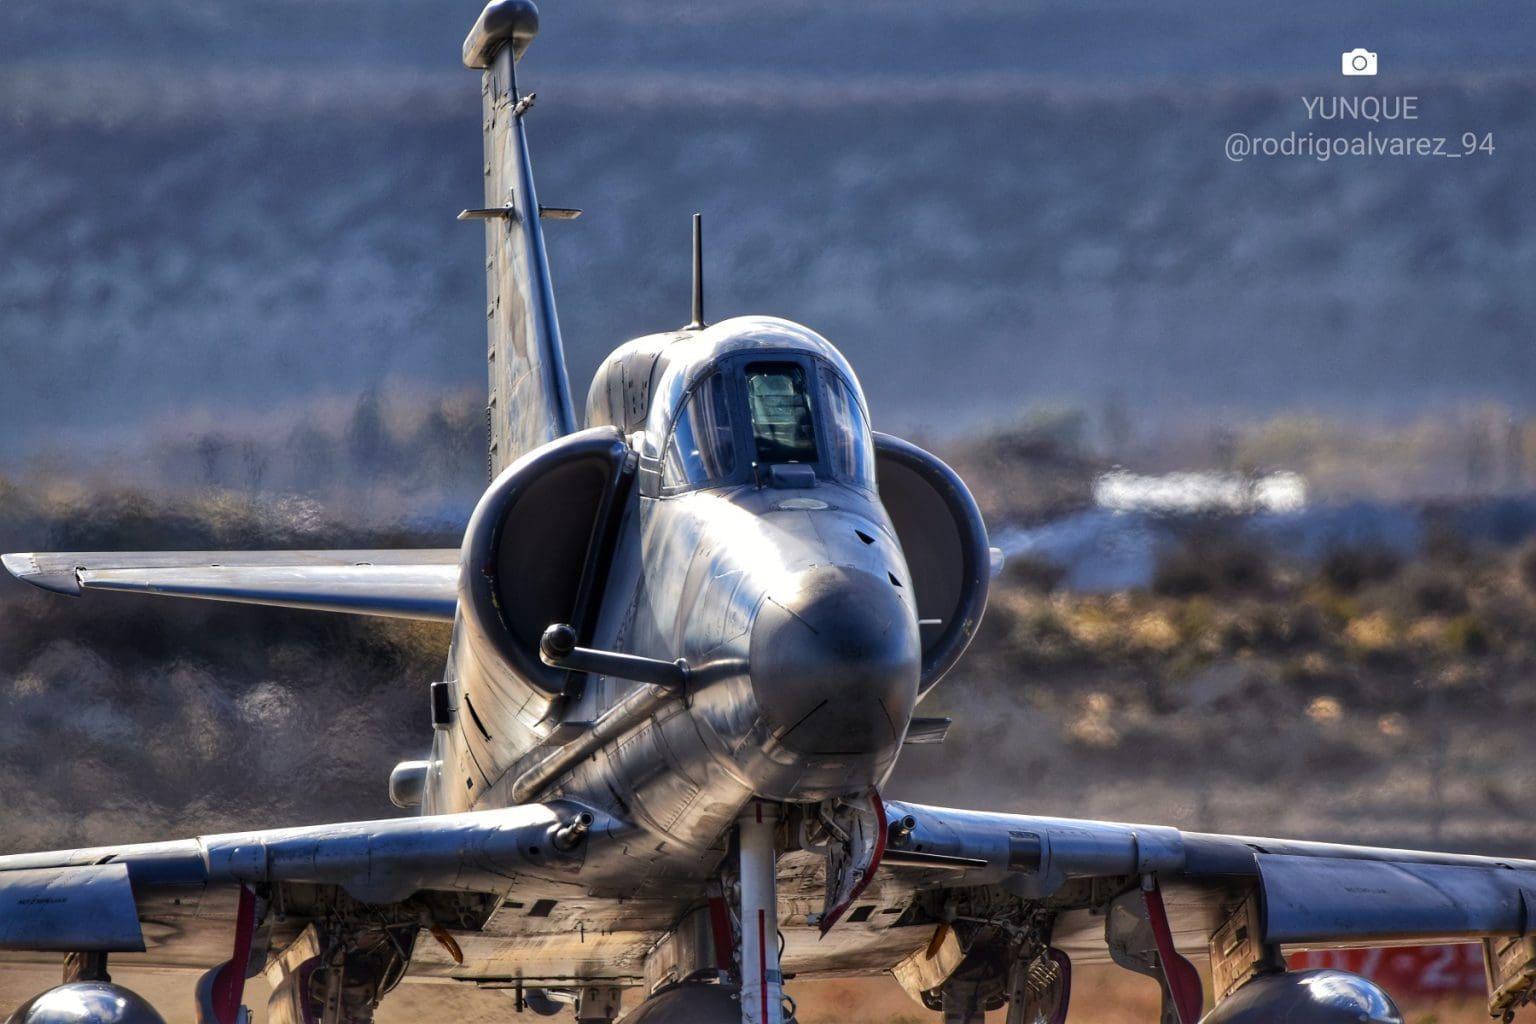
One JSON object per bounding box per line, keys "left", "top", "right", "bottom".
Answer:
{"left": 737, "top": 802, "right": 787, "bottom": 1024}
{"left": 631, "top": 801, "right": 798, "bottom": 1024}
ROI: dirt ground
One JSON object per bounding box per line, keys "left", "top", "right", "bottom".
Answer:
{"left": 792, "top": 971, "right": 1502, "bottom": 1024}
{"left": 0, "top": 965, "right": 1497, "bottom": 1023}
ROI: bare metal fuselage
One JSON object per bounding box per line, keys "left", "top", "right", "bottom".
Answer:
{"left": 385, "top": 314, "right": 977, "bottom": 987}
{"left": 427, "top": 437, "right": 920, "bottom": 874}
{"left": 403, "top": 406, "right": 936, "bottom": 984}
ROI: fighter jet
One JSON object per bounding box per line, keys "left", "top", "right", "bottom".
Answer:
{"left": 3, "top": 4, "right": 1535, "bottom": 1024}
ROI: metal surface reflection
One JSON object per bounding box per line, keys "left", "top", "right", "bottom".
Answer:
{"left": 5, "top": 983, "right": 167, "bottom": 1024}
{"left": 0, "top": 4, "right": 1532, "bottom": 1024}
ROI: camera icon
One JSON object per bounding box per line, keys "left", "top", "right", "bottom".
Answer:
{"left": 1341, "top": 48, "right": 1378, "bottom": 76}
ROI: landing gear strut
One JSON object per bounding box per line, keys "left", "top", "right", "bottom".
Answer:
{"left": 737, "top": 802, "right": 785, "bottom": 1024}
{"left": 1105, "top": 876, "right": 1204, "bottom": 1024}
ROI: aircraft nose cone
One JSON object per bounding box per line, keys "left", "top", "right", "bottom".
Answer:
{"left": 749, "top": 564, "right": 920, "bottom": 757}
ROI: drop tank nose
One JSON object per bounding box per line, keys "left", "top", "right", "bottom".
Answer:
{"left": 748, "top": 564, "right": 920, "bottom": 763}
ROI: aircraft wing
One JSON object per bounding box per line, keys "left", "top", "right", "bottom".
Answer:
{"left": 0, "top": 796, "right": 1530, "bottom": 1013}
{"left": 1, "top": 549, "right": 459, "bottom": 621}
{"left": 0, "top": 802, "right": 616, "bottom": 976}
{"left": 798, "top": 798, "right": 1536, "bottom": 1012}
{"left": 877, "top": 800, "right": 1536, "bottom": 949}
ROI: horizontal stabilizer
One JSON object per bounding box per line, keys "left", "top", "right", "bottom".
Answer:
{"left": 3, "top": 550, "right": 459, "bottom": 622}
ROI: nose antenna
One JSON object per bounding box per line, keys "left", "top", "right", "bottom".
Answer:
{"left": 686, "top": 212, "right": 707, "bottom": 330}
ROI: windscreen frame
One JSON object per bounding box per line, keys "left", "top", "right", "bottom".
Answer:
{"left": 654, "top": 350, "right": 878, "bottom": 496}
{"left": 659, "top": 369, "right": 749, "bottom": 495}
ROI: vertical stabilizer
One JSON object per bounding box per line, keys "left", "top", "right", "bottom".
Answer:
{"left": 463, "top": 1, "right": 577, "bottom": 478}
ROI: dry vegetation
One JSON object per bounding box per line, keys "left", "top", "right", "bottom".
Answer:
{"left": 983, "top": 533, "right": 1536, "bottom": 682}
{"left": 2, "top": 410, "right": 1535, "bottom": 1017}
{"left": 4, "top": 406, "right": 1536, "bottom": 851}
{"left": 974, "top": 529, "right": 1536, "bottom": 705}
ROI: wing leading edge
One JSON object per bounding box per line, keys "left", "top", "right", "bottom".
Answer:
{"left": 1, "top": 549, "right": 459, "bottom": 621}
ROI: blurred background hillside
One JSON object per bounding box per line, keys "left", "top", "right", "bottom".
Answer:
{"left": 1, "top": 2, "right": 1534, "bottom": 1021}
{"left": 1, "top": 0, "right": 1533, "bottom": 456}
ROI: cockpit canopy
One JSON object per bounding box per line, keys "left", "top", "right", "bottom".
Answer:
{"left": 660, "top": 352, "right": 874, "bottom": 494}
{"left": 585, "top": 317, "right": 877, "bottom": 496}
